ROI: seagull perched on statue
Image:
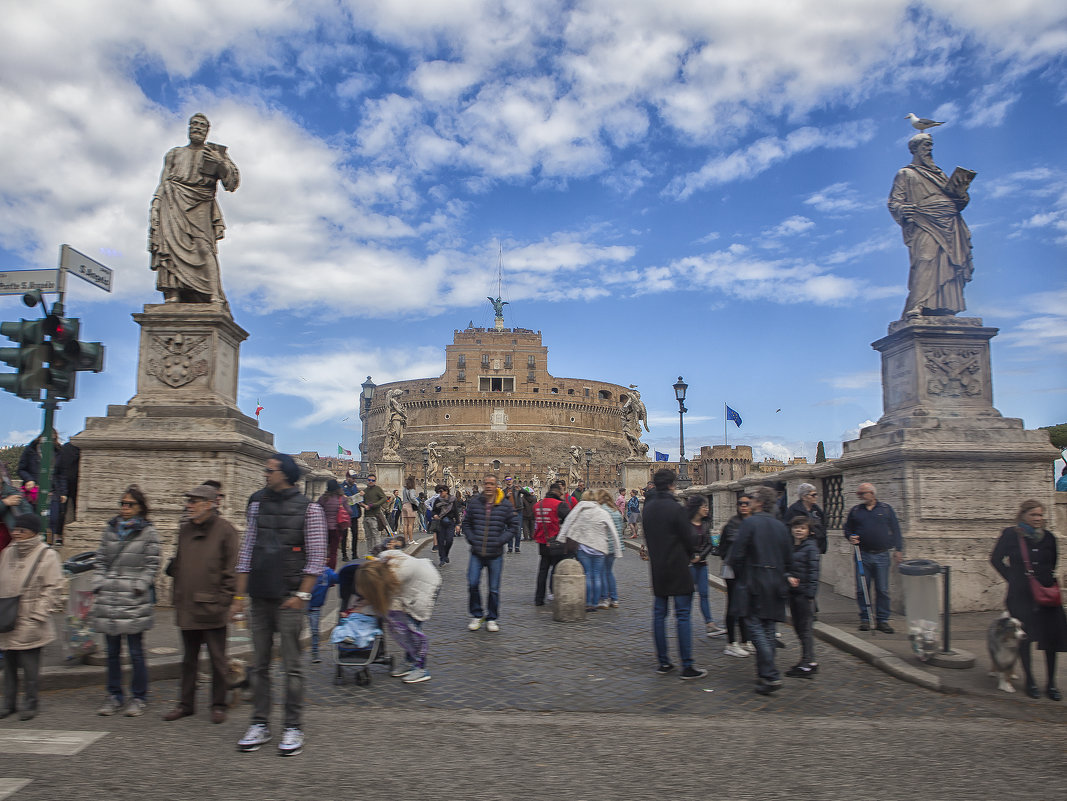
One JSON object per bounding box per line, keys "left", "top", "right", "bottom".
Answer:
{"left": 906, "top": 113, "right": 945, "bottom": 132}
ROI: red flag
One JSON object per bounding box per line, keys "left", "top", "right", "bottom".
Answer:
{"left": 255, "top": 399, "right": 264, "bottom": 418}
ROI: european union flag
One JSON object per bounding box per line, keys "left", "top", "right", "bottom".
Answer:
{"left": 654, "top": 451, "right": 669, "bottom": 462}
{"left": 726, "top": 405, "right": 742, "bottom": 427}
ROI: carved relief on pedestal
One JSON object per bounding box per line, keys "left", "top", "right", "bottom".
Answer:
{"left": 923, "top": 346, "right": 983, "bottom": 398}
{"left": 145, "top": 333, "right": 210, "bottom": 388}
{"left": 490, "top": 408, "right": 509, "bottom": 431}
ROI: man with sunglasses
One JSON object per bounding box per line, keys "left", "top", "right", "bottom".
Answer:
{"left": 233, "top": 453, "right": 326, "bottom": 757}
{"left": 360, "top": 474, "right": 390, "bottom": 553}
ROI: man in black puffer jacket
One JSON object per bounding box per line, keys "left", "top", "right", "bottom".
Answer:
{"left": 461, "top": 474, "right": 518, "bottom": 632}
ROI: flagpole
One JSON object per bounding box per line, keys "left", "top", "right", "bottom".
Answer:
{"left": 724, "top": 402, "right": 728, "bottom": 448}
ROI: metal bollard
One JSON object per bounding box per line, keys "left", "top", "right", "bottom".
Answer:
{"left": 552, "top": 558, "right": 586, "bottom": 622}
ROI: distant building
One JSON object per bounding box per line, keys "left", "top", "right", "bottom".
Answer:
{"left": 359, "top": 326, "right": 636, "bottom": 490}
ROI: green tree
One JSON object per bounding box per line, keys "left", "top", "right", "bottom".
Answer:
{"left": 815, "top": 441, "right": 826, "bottom": 463}
{"left": 1039, "top": 423, "right": 1067, "bottom": 456}
{"left": 0, "top": 445, "right": 21, "bottom": 481}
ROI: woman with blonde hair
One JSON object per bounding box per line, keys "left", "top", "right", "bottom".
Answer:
{"left": 594, "top": 489, "right": 625, "bottom": 608}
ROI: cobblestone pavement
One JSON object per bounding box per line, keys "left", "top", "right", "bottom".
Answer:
{"left": 7, "top": 543, "right": 1064, "bottom": 801}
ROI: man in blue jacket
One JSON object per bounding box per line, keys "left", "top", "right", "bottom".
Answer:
{"left": 461, "top": 474, "right": 518, "bottom": 632}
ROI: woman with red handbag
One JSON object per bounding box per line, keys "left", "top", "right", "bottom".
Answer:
{"left": 990, "top": 499, "right": 1067, "bottom": 700}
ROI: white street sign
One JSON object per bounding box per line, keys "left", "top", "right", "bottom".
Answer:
{"left": 60, "top": 244, "right": 113, "bottom": 292}
{"left": 0, "top": 269, "right": 60, "bottom": 295}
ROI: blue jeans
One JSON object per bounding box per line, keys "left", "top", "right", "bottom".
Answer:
{"left": 855, "top": 549, "right": 891, "bottom": 623}
{"left": 105, "top": 632, "right": 147, "bottom": 702}
{"left": 745, "top": 615, "right": 780, "bottom": 682}
{"left": 575, "top": 550, "right": 605, "bottom": 607}
{"left": 653, "top": 595, "right": 693, "bottom": 669}
{"left": 307, "top": 608, "right": 322, "bottom": 656}
{"left": 467, "top": 553, "right": 503, "bottom": 621}
{"left": 689, "top": 563, "right": 714, "bottom": 624}
{"left": 602, "top": 554, "right": 618, "bottom": 602}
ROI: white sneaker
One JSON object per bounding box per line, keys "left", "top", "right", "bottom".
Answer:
{"left": 724, "top": 642, "right": 749, "bottom": 658}
{"left": 96, "top": 696, "right": 123, "bottom": 716}
{"left": 467, "top": 618, "right": 483, "bottom": 631}
{"left": 546, "top": 592, "right": 554, "bottom": 601}
{"left": 597, "top": 600, "right": 610, "bottom": 609}
{"left": 390, "top": 665, "right": 413, "bottom": 678}
{"left": 123, "top": 698, "right": 147, "bottom": 717}
{"left": 402, "top": 667, "right": 431, "bottom": 683}
{"left": 486, "top": 620, "right": 500, "bottom": 632}
{"left": 237, "top": 723, "right": 272, "bottom": 752}
{"left": 277, "top": 727, "right": 304, "bottom": 757}
{"left": 743, "top": 641, "right": 756, "bottom": 654}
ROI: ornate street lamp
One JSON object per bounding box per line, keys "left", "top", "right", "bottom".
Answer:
{"left": 673, "top": 376, "right": 690, "bottom": 489}
{"left": 359, "top": 376, "right": 376, "bottom": 475}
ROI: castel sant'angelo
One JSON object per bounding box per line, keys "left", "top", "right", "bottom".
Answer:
{"left": 359, "top": 308, "right": 646, "bottom": 491}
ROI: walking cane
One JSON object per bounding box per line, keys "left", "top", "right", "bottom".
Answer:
{"left": 854, "top": 545, "right": 875, "bottom": 636}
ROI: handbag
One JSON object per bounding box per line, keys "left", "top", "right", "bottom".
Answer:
{"left": 0, "top": 546, "right": 49, "bottom": 633}
{"left": 1017, "top": 531, "right": 1064, "bottom": 608}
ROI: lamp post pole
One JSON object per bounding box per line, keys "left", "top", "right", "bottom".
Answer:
{"left": 673, "top": 376, "right": 690, "bottom": 489}
{"left": 359, "top": 376, "right": 376, "bottom": 477}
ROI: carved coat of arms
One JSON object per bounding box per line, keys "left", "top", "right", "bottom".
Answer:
{"left": 924, "top": 347, "right": 982, "bottom": 398}
{"left": 146, "top": 333, "right": 210, "bottom": 388}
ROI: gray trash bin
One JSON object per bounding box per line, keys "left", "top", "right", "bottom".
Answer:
{"left": 899, "top": 558, "right": 941, "bottom": 662}
{"left": 63, "top": 551, "right": 98, "bottom": 664}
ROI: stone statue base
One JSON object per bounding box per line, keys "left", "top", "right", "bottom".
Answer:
{"left": 830, "top": 315, "right": 1058, "bottom": 611}
{"left": 374, "top": 461, "right": 405, "bottom": 494}
{"left": 621, "top": 460, "right": 652, "bottom": 492}
{"left": 65, "top": 303, "right": 276, "bottom": 603}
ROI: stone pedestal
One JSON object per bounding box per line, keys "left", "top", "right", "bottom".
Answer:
{"left": 621, "top": 460, "right": 651, "bottom": 492}
{"left": 835, "top": 316, "right": 1058, "bottom": 612}
{"left": 552, "top": 558, "right": 586, "bottom": 622}
{"left": 374, "top": 461, "right": 405, "bottom": 494}
{"left": 65, "top": 303, "right": 276, "bottom": 600}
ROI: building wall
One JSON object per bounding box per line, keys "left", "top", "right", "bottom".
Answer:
{"left": 361, "top": 327, "right": 635, "bottom": 488}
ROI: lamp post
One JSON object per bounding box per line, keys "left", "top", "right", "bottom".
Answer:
{"left": 359, "top": 376, "right": 376, "bottom": 476}
{"left": 421, "top": 447, "right": 429, "bottom": 495}
{"left": 673, "top": 376, "right": 690, "bottom": 489}
{"left": 584, "top": 448, "right": 593, "bottom": 488}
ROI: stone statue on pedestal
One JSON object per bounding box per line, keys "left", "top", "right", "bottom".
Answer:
{"left": 888, "top": 133, "right": 975, "bottom": 320}
{"left": 546, "top": 466, "right": 557, "bottom": 486}
{"left": 568, "top": 446, "right": 582, "bottom": 486}
{"left": 442, "top": 466, "right": 457, "bottom": 494}
{"left": 380, "top": 389, "right": 407, "bottom": 461}
{"left": 426, "top": 441, "right": 440, "bottom": 485}
{"left": 149, "top": 114, "right": 239, "bottom": 305}
{"left": 620, "top": 389, "right": 651, "bottom": 460}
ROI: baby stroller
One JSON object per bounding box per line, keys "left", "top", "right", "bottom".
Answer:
{"left": 333, "top": 561, "right": 394, "bottom": 686}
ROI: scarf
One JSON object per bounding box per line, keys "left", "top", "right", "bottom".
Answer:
{"left": 13, "top": 538, "right": 39, "bottom": 558}
{"left": 1017, "top": 521, "right": 1043, "bottom": 544}
{"left": 116, "top": 517, "right": 143, "bottom": 540}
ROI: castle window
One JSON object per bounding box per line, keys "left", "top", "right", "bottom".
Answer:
{"left": 479, "top": 376, "right": 515, "bottom": 392}
{"left": 567, "top": 388, "right": 574, "bottom": 395}
{"left": 457, "top": 370, "right": 465, "bottom": 382}
{"left": 435, "top": 386, "right": 441, "bottom": 393}
{"left": 504, "top": 354, "right": 512, "bottom": 369}
{"left": 492, "top": 459, "right": 501, "bottom": 470}
{"left": 481, "top": 354, "right": 490, "bottom": 368}
{"left": 598, "top": 390, "right": 612, "bottom": 400}
{"left": 570, "top": 417, "right": 576, "bottom": 422}
{"left": 444, "top": 414, "right": 450, "bottom": 420}
{"left": 527, "top": 355, "right": 535, "bottom": 369}
{"left": 550, "top": 387, "right": 559, "bottom": 394}
{"left": 458, "top": 355, "right": 466, "bottom": 368}
{"left": 527, "top": 372, "right": 535, "bottom": 383}
{"left": 533, "top": 387, "right": 539, "bottom": 393}
{"left": 584, "top": 387, "right": 590, "bottom": 397}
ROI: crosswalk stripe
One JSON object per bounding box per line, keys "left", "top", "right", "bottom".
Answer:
{"left": 0, "top": 779, "right": 32, "bottom": 799}
{"left": 0, "top": 730, "right": 107, "bottom": 755}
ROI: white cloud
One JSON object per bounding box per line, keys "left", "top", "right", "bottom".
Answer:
{"left": 804, "top": 182, "right": 878, "bottom": 214}
{"left": 667, "top": 121, "right": 877, "bottom": 199}
{"left": 762, "top": 215, "right": 815, "bottom": 240}
{"left": 4, "top": 430, "right": 39, "bottom": 448}
{"left": 825, "top": 370, "right": 881, "bottom": 391}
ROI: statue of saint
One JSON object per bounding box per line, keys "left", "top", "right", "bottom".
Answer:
{"left": 426, "top": 441, "right": 440, "bottom": 485}
{"left": 442, "top": 466, "right": 457, "bottom": 495}
{"left": 380, "top": 389, "right": 407, "bottom": 461}
{"left": 888, "top": 133, "right": 975, "bottom": 320}
{"left": 620, "top": 389, "right": 651, "bottom": 460}
{"left": 568, "top": 446, "right": 582, "bottom": 487}
{"left": 149, "top": 113, "right": 240, "bottom": 304}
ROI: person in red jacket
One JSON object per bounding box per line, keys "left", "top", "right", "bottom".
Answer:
{"left": 533, "top": 482, "right": 571, "bottom": 606}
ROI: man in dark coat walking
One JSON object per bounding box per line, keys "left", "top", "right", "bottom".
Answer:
{"left": 728, "top": 486, "right": 796, "bottom": 694}
{"left": 643, "top": 469, "right": 707, "bottom": 680}
{"left": 461, "top": 474, "right": 518, "bottom": 632}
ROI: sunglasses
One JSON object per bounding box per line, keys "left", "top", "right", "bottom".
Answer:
{"left": 119, "top": 501, "right": 137, "bottom": 508}
{"left": 737, "top": 501, "right": 750, "bottom": 506}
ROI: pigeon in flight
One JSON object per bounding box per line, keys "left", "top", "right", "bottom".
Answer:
{"left": 905, "top": 113, "right": 945, "bottom": 132}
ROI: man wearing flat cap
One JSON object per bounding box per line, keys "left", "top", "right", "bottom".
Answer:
{"left": 162, "top": 482, "right": 239, "bottom": 725}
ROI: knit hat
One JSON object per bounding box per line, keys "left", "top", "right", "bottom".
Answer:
{"left": 13, "top": 512, "right": 42, "bottom": 533}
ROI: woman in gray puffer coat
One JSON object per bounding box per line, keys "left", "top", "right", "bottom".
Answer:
{"left": 90, "top": 485, "right": 160, "bottom": 717}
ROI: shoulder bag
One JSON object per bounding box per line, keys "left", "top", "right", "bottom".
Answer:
{"left": 0, "top": 546, "right": 49, "bottom": 633}
{"left": 1016, "top": 530, "right": 1063, "bottom": 608}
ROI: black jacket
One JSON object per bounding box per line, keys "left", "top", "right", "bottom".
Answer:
{"left": 461, "top": 492, "right": 518, "bottom": 558}
{"left": 643, "top": 489, "right": 697, "bottom": 597}
{"left": 790, "top": 537, "right": 820, "bottom": 599}
{"left": 17, "top": 443, "right": 40, "bottom": 484}
{"left": 727, "top": 512, "right": 794, "bottom": 621}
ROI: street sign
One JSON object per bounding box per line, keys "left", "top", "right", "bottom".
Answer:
{"left": 60, "top": 245, "right": 113, "bottom": 292}
{"left": 0, "top": 269, "right": 60, "bottom": 295}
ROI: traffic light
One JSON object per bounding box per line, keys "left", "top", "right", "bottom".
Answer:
{"left": 40, "top": 314, "right": 105, "bottom": 399}
{"left": 0, "top": 319, "right": 47, "bottom": 399}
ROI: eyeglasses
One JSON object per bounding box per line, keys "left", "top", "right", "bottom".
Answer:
{"left": 367, "top": 478, "right": 376, "bottom": 482}
{"left": 737, "top": 501, "right": 750, "bottom": 506}
{"left": 263, "top": 468, "right": 280, "bottom": 474}
{"left": 119, "top": 501, "right": 137, "bottom": 508}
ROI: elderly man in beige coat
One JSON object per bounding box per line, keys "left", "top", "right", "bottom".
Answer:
{"left": 162, "top": 484, "right": 239, "bottom": 724}
{"left": 0, "top": 512, "right": 63, "bottom": 720}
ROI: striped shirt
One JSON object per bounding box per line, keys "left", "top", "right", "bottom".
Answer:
{"left": 236, "top": 500, "right": 328, "bottom": 576}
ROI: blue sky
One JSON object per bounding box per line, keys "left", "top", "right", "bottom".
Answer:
{"left": 1, "top": 1, "right": 1065, "bottom": 470}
